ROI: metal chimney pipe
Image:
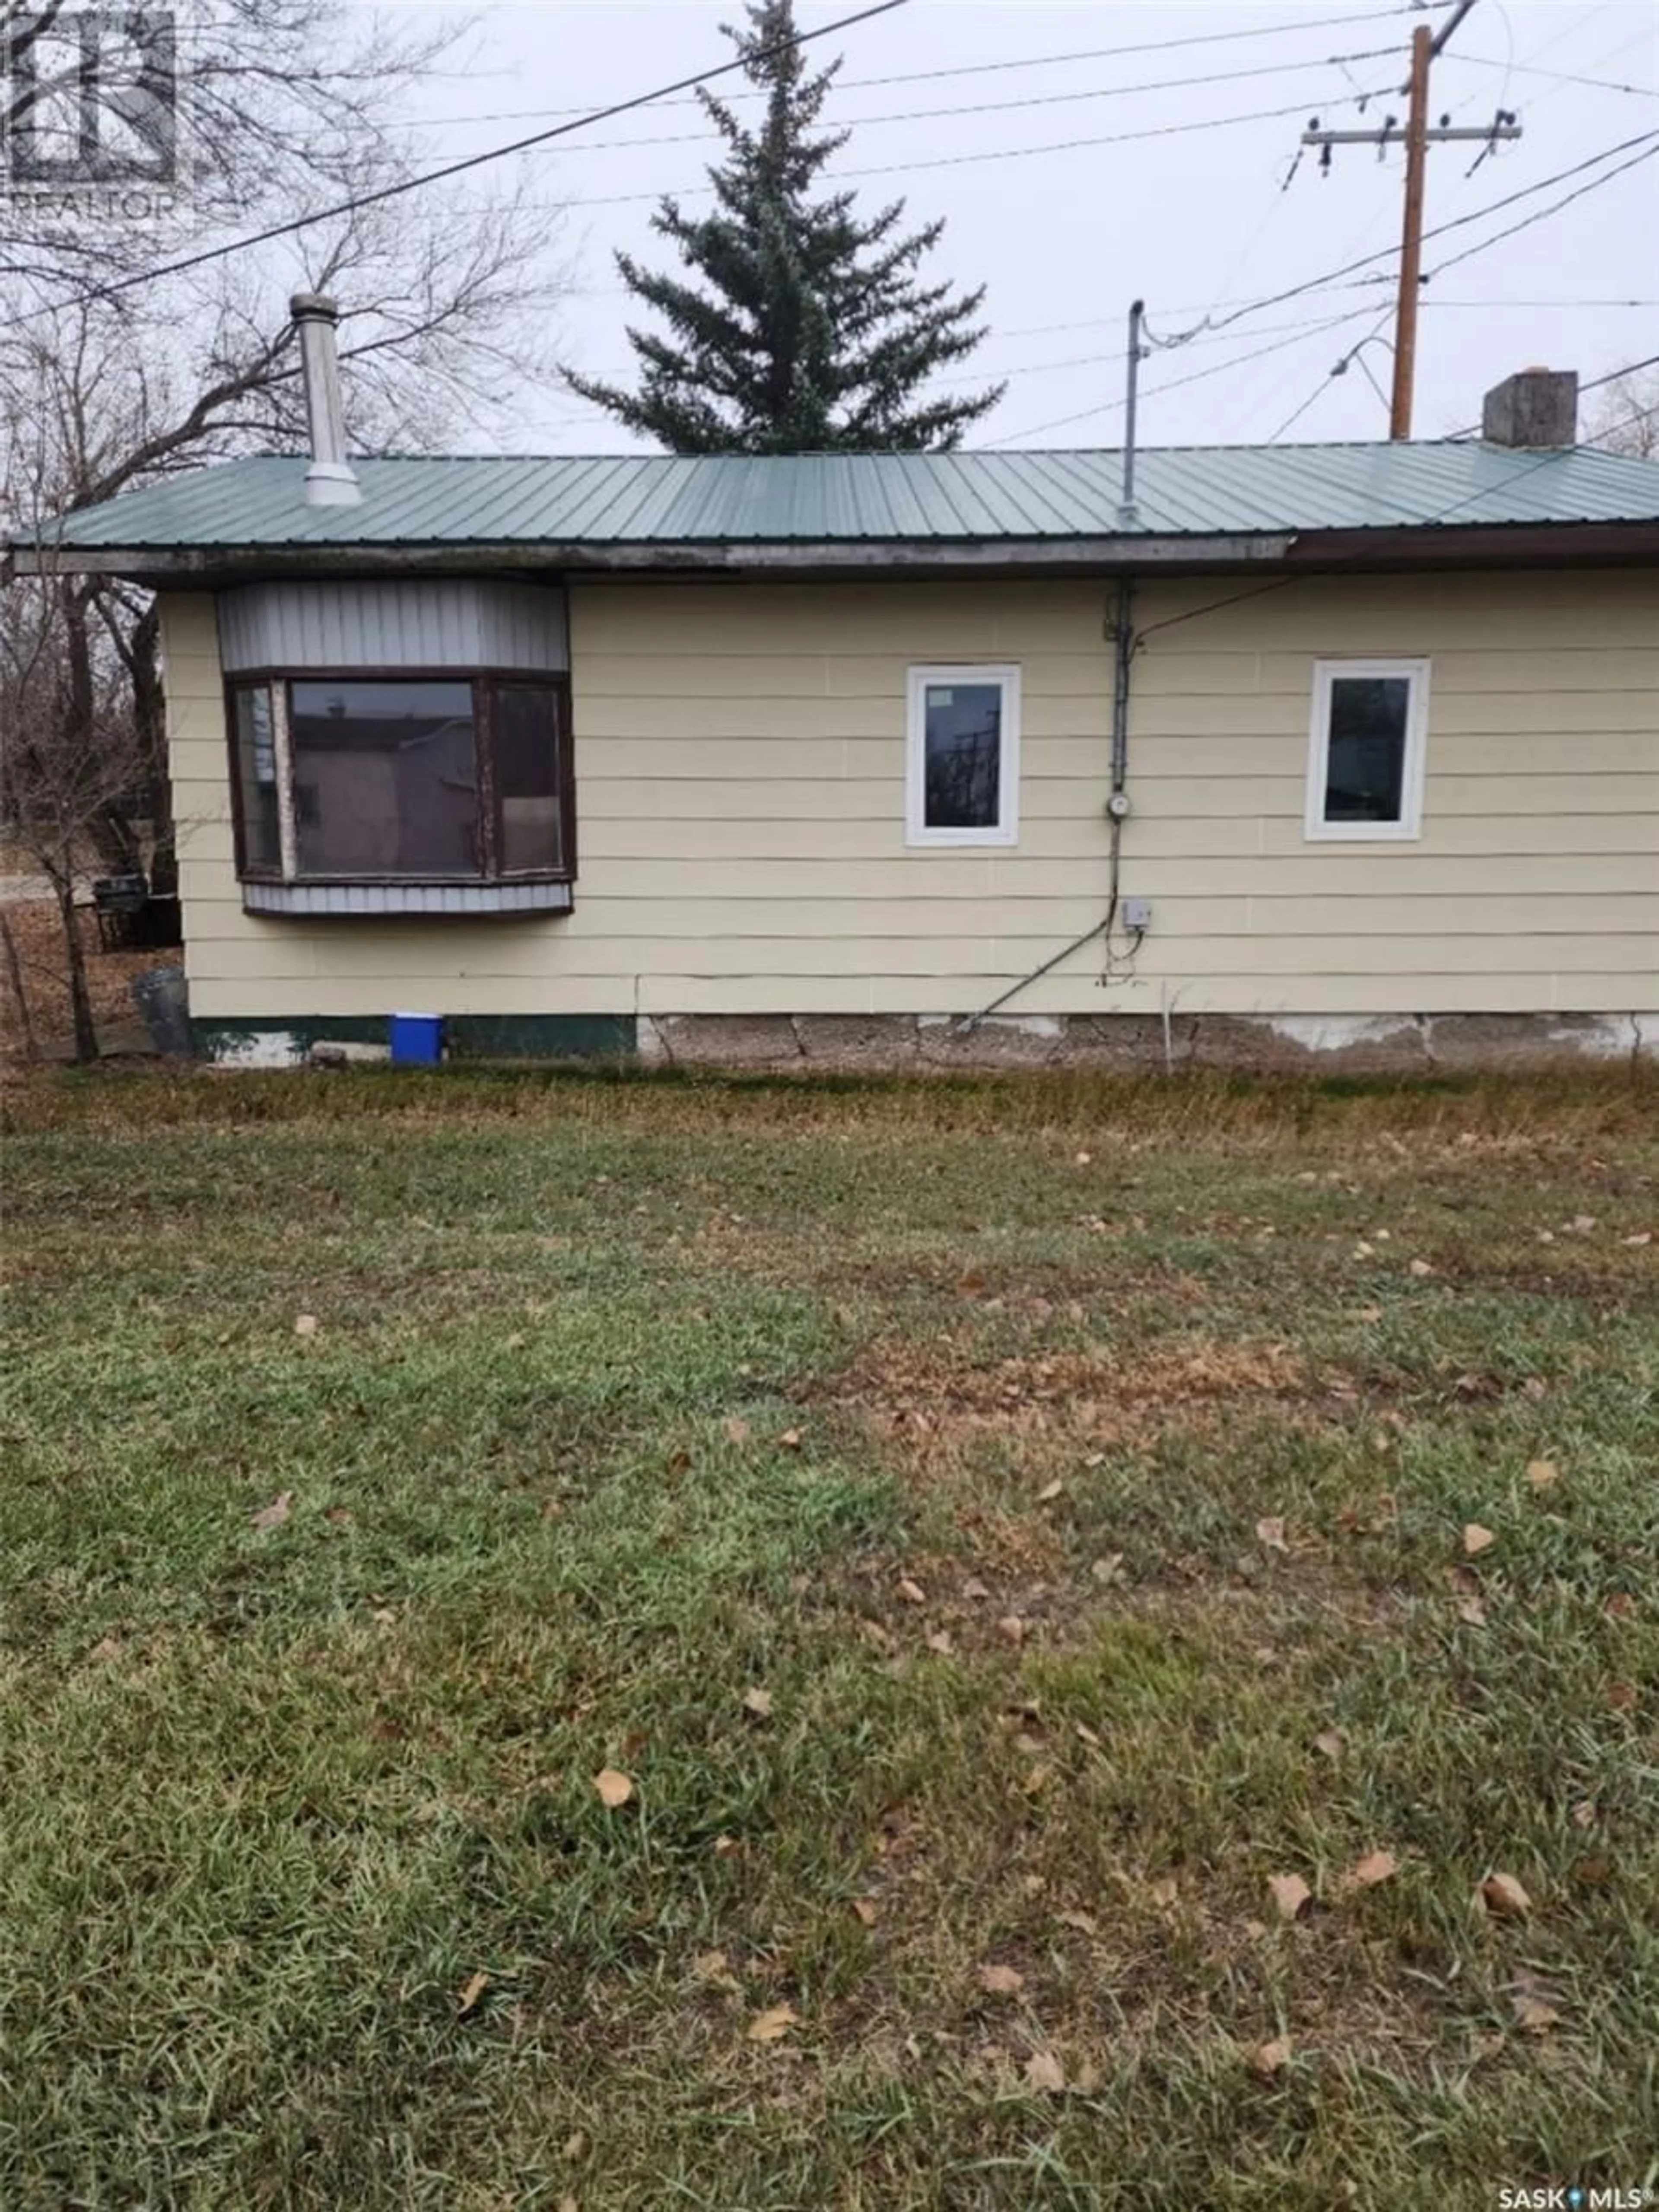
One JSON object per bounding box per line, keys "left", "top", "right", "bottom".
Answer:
{"left": 290, "top": 292, "right": 361, "bottom": 507}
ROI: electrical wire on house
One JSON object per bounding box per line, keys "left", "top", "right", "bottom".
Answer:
{"left": 1265, "top": 308, "right": 1403, "bottom": 439}
{"left": 957, "top": 371, "right": 1656, "bottom": 1030}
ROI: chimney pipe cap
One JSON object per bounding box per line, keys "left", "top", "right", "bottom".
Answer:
{"left": 290, "top": 291, "right": 340, "bottom": 323}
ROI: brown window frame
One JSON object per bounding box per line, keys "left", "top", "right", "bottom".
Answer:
{"left": 223, "top": 666, "right": 575, "bottom": 887}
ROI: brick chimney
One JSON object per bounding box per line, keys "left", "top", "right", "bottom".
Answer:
{"left": 1481, "top": 366, "right": 1579, "bottom": 448}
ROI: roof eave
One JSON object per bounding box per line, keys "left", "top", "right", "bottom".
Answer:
{"left": 7, "top": 518, "right": 1657, "bottom": 584}
{"left": 7, "top": 531, "right": 1294, "bottom": 582}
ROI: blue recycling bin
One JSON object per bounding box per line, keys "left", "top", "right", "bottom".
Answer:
{"left": 389, "top": 1012, "right": 444, "bottom": 1067}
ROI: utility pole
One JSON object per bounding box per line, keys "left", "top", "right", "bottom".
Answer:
{"left": 1301, "top": 0, "right": 1521, "bottom": 437}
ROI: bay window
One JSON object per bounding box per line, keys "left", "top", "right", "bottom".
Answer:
{"left": 226, "top": 669, "right": 573, "bottom": 907}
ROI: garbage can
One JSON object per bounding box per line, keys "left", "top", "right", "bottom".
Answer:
{"left": 129, "top": 964, "right": 191, "bottom": 1056}
{"left": 389, "top": 1011, "right": 444, "bottom": 1067}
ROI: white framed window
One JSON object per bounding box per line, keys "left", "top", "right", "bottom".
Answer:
{"left": 1305, "top": 658, "right": 1430, "bottom": 841}
{"left": 905, "top": 663, "right": 1021, "bottom": 848}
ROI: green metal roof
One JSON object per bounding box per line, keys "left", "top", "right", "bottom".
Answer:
{"left": 30, "top": 441, "right": 1659, "bottom": 558}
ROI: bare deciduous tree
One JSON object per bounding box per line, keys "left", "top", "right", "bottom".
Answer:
{"left": 0, "top": 0, "right": 567, "bottom": 1048}
{"left": 1586, "top": 367, "right": 1659, "bottom": 460}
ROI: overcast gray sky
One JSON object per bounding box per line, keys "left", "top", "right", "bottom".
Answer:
{"left": 387, "top": 0, "right": 1658, "bottom": 451}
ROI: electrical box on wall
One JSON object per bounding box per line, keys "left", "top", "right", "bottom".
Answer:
{"left": 1124, "top": 896, "right": 1153, "bottom": 931}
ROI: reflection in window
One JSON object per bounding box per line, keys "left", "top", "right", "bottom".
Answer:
{"left": 923, "top": 682, "right": 1003, "bottom": 830}
{"left": 232, "top": 683, "right": 281, "bottom": 871}
{"left": 289, "top": 680, "right": 478, "bottom": 878}
{"left": 1323, "top": 676, "right": 1411, "bottom": 822}
{"left": 906, "top": 665, "right": 1020, "bottom": 848}
{"left": 494, "top": 684, "right": 565, "bottom": 873}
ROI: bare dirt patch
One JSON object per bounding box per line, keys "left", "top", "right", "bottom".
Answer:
{"left": 823, "top": 1332, "right": 1308, "bottom": 1454}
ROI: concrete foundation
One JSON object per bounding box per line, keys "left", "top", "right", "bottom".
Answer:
{"left": 637, "top": 1010, "right": 1649, "bottom": 1074}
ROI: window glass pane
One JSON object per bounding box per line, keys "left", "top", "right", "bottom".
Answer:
{"left": 923, "top": 680, "right": 1002, "bottom": 830}
{"left": 289, "top": 680, "right": 478, "bottom": 877}
{"left": 1324, "top": 676, "right": 1410, "bottom": 822}
{"left": 494, "top": 685, "right": 564, "bottom": 873}
{"left": 232, "top": 685, "right": 281, "bottom": 871}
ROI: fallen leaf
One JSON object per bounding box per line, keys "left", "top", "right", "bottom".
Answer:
{"left": 1512, "top": 1994, "right": 1561, "bottom": 2034}
{"left": 976, "top": 1963, "right": 1024, "bottom": 1996}
{"left": 562, "top": 2130, "right": 589, "bottom": 2163}
{"left": 1255, "top": 1516, "right": 1288, "bottom": 1554}
{"left": 1571, "top": 1856, "right": 1612, "bottom": 1887}
{"left": 1250, "top": 2036, "right": 1292, "bottom": 2078}
{"left": 693, "top": 1948, "right": 740, "bottom": 1989}
{"left": 1268, "top": 1873, "right": 1312, "bottom": 1921}
{"left": 1073, "top": 1719, "right": 1102, "bottom": 1748}
{"left": 1074, "top": 1150, "right": 1092, "bottom": 1166}
{"left": 1570, "top": 1214, "right": 1597, "bottom": 1235}
{"left": 1020, "top": 1764, "right": 1052, "bottom": 1796}
{"left": 1480, "top": 1872, "right": 1531, "bottom": 1917}
{"left": 1148, "top": 1876, "right": 1179, "bottom": 1908}
{"left": 594, "top": 1767, "right": 634, "bottom": 1808}
{"left": 666, "top": 1448, "right": 692, "bottom": 1476}
{"left": 962, "top": 1576, "right": 992, "bottom": 1600}
{"left": 1036, "top": 1479, "right": 1064, "bottom": 1504}
{"left": 996, "top": 1615, "right": 1027, "bottom": 1647}
{"left": 712, "top": 1834, "right": 742, "bottom": 1858}
{"left": 741, "top": 1687, "right": 773, "bottom": 1719}
{"left": 1605, "top": 1592, "right": 1635, "bottom": 1621}
{"left": 1572, "top": 1800, "right": 1597, "bottom": 1830}
{"left": 86, "top": 1635, "right": 122, "bottom": 1663}
{"left": 1605, "top": 1681, "right": 1637, "bottom": 1711}
{"left": 252, "top": 1491, "right": 293, "bottom": 1532}
{"left": 457, "top": 1970, "right": 491, "bottom": 2018}
{"left": 293, "top": 1313, "right": 319, "bottom": 1337}
{"left": 957, "top": 1271, "right": 987, "bottom": 1296}
{"left": 1458, "top": 1595, "right": 1487, "bottom": 1627}
{"left": 324, "top": 1505, "right": 353, "bottom": 1527}
{"left": 746, "top": 2002, "right": 799, "bottom": 2044}
{"left": 925, "top": 1630, "right": 954, "bottom": 1655}
{"left": 897, "top": 1577, "right": 927, "bottom": 1605}
{"left": 504, "top": 1332, "right": 526, "bottom": 1351}
{"left": 1408, "top": 1258, "right": 1434, "bottom": 1278}
{"left": 1090, "top": 1554, "right": 1125, "bottom": 1585}
{"left": 1622, "top": 1230, "right": 1652, "bottom": 1247}
{"left": 724, "top": 1415, "right": 752, "bottom": 1445}
{"left": 1462, "top": 1523, "right": 1497, "bottom": 1557}
{"left": 776, "top": 1428, "right": 803, "bottom": 1451}
{"left": 1353, "top": 1304, "right": 1383, "bottom": 1322}
{"left": 1343, "top": 1849, "right": 1399, "bottom": 1891}
{"left": 1526, "top": 1459, "right": 1560, "bottom": 1491}
{"left": 851, "top": 1899, "right": 880, "bottom": 1927}
{"left": 1313, "top": 1728, "right": 1346, "bottom": 1762}
{"left": 1023, "top": 2048, "right": 1066, "bottom": 2094}
{"left": 1057, "top": 1908, "right": 1098, "bottom": 1935}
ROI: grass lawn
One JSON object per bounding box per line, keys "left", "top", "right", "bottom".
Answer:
{"left": 2, "top": 1065, "right": 1655, "bottom": 2210}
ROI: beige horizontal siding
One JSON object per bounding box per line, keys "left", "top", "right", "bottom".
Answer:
{"left": 161, "top": 570, "right": 1659, "bottom": 1024}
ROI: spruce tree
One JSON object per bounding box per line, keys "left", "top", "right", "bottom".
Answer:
{"left": 567, "top": 0, "right": 1003, "bottom": 453}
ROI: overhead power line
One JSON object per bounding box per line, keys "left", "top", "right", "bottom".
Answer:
{"left": 1, "top": 0, "right": 912, "bottom": 319}
{"left": 381, "top": 5, "right": 1447, "bottom": 128}
{"left": 989, "top": 133, "right": 1659, "bottom": 441}
{"left": 993, "top": 306, "right": 1383, "bottom": 444}
{"left": 378, "top": 45, "right": 1406, "bottom": 160}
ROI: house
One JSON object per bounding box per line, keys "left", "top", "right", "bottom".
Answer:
{"left": 10, "top": 296, "right": 1658, "bottom": 1071}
